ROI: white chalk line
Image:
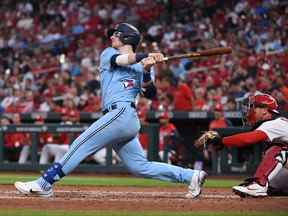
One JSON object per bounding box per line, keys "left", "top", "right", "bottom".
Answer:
{"left": 0, "top": 190, "right": 249, "bottom": 200}
{"left": 0, "top": 190, "right": 287, "bottom": 201}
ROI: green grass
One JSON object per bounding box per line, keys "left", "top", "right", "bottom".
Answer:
{"left": 1, "top": 209, "right": 287, "bottom": 216}
{"left": 0, "top": 173, "right": 241, "bottom": 188}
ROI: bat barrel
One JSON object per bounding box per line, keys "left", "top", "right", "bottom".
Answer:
{"left": 163, "top": 47, "right": 232, "bottom": 61}
{"left": 199, "top": 47, "right": 232, "bottom": 56}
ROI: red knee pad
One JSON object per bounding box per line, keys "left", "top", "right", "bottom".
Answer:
{"left": 254, "top": 145, "right": 288, "bottom": 186}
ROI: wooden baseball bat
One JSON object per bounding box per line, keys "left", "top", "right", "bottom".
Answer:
{"left": 162, "top": 47, "right": 232, "bottom": 61}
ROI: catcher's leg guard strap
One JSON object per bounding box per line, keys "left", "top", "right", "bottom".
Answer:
{"left": 42, "top": 162, "right": 65, "bottom": 185}
{"left": 254, "top": 146, "right": 288, "bottom": 186}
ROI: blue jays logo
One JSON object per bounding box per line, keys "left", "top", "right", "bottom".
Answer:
{"left": 122, "top": 79, "right": 135, "bottom": 89}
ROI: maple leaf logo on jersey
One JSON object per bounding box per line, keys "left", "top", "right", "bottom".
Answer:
{"left": 122, "top": 79, "right": 135, "bottom": 89}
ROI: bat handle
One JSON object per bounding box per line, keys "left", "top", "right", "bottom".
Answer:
{"left": 163, "top": 57, "right": 169, "bottom": 61}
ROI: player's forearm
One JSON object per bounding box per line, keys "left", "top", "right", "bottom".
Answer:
{"left": 116, "top": 54, "right": 136, "bottom": 65}
{"left": 112, "top": 52, "right": 164, "bottom": 67}
{"left": 213, "top": 127, "right": 252, "bottom": 137}
{"left": 222, "top": 130, "right": 268, "bottom": 148}
{"left": 112, "top": 53, "right": 148, "bottom": 66}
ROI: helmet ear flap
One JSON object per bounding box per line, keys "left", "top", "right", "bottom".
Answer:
{"left": 119, "top": 34, "right": 129, "bottom": 44}
{"left": 119, "top": 34, "right": 140, "bottom": 51}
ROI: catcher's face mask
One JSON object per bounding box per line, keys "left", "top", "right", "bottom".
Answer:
{"left": 242, "top": 94, "right": 279, "bottom": 126}
{"left": 241, "top": 96, "right": 254, "bottom": 126}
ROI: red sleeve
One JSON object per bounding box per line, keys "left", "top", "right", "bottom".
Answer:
{"left": 183, "top": 84, "right": 192, "bottom": 99}
{"left": 222, "top": 130, "right": 268, "bottom": 148}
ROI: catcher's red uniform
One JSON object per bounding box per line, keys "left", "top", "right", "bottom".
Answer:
{"left": 253, "top": 117, "right": 288, "bottom": 192}
{"left": 224, "top": 93, "right": 288, "bottom": 196}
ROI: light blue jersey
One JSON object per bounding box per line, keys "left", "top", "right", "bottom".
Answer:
{"left": 99, "top": 47, "right": 143, "bottom": 109}
{"left": 16, "top": 22, "right": 205, "bottom": 199}
{"left": 34, "top": 46, "right": 197, "bottom": 195}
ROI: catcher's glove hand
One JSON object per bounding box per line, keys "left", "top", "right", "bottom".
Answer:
{"left": 194, "top": 131, "right": 223, "bottom": 151}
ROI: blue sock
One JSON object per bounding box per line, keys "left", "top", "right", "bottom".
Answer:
{"left": 37, "top": 163, "right": 65, "bottom": 190}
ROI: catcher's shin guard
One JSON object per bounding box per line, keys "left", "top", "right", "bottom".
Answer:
{"left": 254, "top": 146, "right": 288, "bottom": 186}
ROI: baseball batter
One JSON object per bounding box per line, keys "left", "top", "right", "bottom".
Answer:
{"left": 14, "top": 23, "right": 206, "bottom": 198}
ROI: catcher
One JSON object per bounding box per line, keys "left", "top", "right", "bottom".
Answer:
{"left": 195, "top": 93, "right": 288, "bottom": 197}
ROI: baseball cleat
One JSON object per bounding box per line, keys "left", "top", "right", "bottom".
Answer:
{"left": 14, "top": 181, "right": 53, "bottom": 197}
{"left": 185, "top": 170, "right": 207, "bottom": 199}
{"left": 232, "top": 182, "right": 268, "bottom": 198}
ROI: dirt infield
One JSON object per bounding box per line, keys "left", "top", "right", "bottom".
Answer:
{"left": 1, "top": 185, "right": 288, "bottom": 213}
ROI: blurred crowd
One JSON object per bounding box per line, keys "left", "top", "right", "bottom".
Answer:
{"left": 0, "top": 0, "right": 288, "bottom": 118}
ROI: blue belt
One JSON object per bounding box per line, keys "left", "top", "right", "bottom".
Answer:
{"left": 103, "top": 102, "right": 136, "bottom": 115}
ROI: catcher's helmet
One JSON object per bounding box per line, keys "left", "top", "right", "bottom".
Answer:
{"left": 242, "top": 93, "right": 279, "bottom": 125}
{"left": 107, "top": 23, "right": 141, "bottom": 51}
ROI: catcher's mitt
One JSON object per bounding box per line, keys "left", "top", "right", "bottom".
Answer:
{"left": 194, "top": 131, "right": 223, "bottom": 151}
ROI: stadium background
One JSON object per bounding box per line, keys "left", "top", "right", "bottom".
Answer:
{"left": 0, "top": 0, "right": 288, "bottom": 215}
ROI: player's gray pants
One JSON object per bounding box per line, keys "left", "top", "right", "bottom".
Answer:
{"left": 59, "top": 103, "right": 194, "bottom": 184}
{"left": 270, "top": 168, "right": 288, "bottom": 193}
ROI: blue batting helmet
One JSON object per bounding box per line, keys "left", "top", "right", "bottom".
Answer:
{"left": 107, "top": 23, "right": 141, "bottom": 51}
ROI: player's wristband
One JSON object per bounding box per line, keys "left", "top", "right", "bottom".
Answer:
{"left": 136, "top": 53, "right": 148, "bottom": 62}
{"left": 143, "top": 71, "right": 152, "bottom": 82}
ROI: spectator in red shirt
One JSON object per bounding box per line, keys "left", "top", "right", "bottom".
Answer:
{"left": 171, "top": 78, "right": 193, "bottom": 111}
{"left": 80, "top": 93, "right": 101, "bottom": 113}
{"left": 38, "top": 97, "right": 78, "bottom": 165}
{"left": 209, "top": 103, "right": 232, "bottom": 130}
{"left": 39, "top": 116, "right": 72, "bottom": 165}
{"left": 159, "top": 111, "right": 181, "bottom": 164}
{"left": 39, "top": 133, "right": 70, "bottom": 164}
{"left": 193, "top": 87, "right": 207, "bottom": 110}
{"left": 1, "top": 114, "right": 30, "bottom": 163}
{"left": 59, "top": 98, "right": 80, "bottom": 124}
{"left": 4, "top": 88, "right": 23, "bottom": 113}
{"left": 34, "top": 115, "right": 53, "bottom": 150}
